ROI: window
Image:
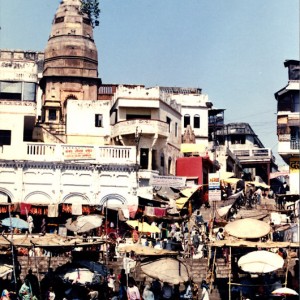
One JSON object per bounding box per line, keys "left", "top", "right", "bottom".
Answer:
{"left": 231, "top": 135, "right": 245, "bottom": 144}
{"left": 194, "top": 114, "right": 200, "bottom": 128}
{"left": 0, "top": 81, "right": 22, "bottom": 100}
{"left": 95, "top": 114, "right": 103, "bottom": 127}
{"left": 55, "top": 17, "right": 64, "bottom": 23}
{"left": 292, "top": 93, "right": 300, "bottom": 112}
{"left": 160, "top": 153, "right": 165, "bottom": 167}
{"left": 166, "top": 117, "right": 171, "bottom": 133}
{"left": 184, "top": 114, "right": 190, "bottom": 128}
{"left": 0, "top": 130, "right": 11, "bottom": 145}
{"left": 175, "top": 122, "right": 178, "bottom": 137}
{"left": 49, "top": 109, "right": 57, "bottom": 121}
{"left": 126, "top": 114, "right": 151, "bottom": 120}
{"left": 140, "top": 148, "right": 149, "bottom": 169}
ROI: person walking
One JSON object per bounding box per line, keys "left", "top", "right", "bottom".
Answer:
{"left": 117, "top": 269, "right": 127, "bottom": 300}
{"left": 142, "top": 284, "right": 154, "bottom": 300}
{"left": 132, "top": 226, "right": 139, "bottom": 243}
{"left": 107, "top": 268, "right": 116, "bottom": 297}
{"left": 151, "top": 279, "right": 161, "bottom": 300}
{"left": 24, "top": 269, "right": 39, "bottom": 299}
{"left": 254, "top": 187, "right": 262, "bottom": 205}
{"left": 200, "top": 280, "right": 209, "bottom": 300}
{"left": 47, "top": 287, "right": 55, "bottom": 300}
{"left": 161, "top": 282, "right": 173, "bottom": 300}
{"left": 127, "top": 278, "right": 141, "bottom": 300}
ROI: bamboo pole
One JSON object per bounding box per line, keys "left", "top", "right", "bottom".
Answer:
{"left": 228, "top": 246, "right": 231, "bottom": 300}
{"left": 209, "top": 246, "right": 216, "bottom": 292}
{"left": 284, "top": 248, "right": 290, "bottom": 287}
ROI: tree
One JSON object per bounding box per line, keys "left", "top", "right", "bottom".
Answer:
{"left": 80, "top": 0, "right": 100, "bottom": 28}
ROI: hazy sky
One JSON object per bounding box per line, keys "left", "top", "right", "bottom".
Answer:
{"left": 0, "top": 0, "right": 299, "bottom": 166}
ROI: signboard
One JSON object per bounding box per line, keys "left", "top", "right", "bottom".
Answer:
{"left": 290, "top": 158, "right": 300, "bottom": 173}
{"left": 64, "top": 147, "right": 95, "bottom": 160}
{"left": 149, "top": 175, "right": 186, "bottom": 188}
{"left": 208, "top": 173, "right": 221, "bottom": 201}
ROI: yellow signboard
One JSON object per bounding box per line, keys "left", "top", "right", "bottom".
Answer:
{"left": 290, "top": 158, "right": 300, "bottom": 173}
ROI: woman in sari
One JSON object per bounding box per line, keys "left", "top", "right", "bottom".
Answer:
{"left": 19, "top": 279, "right": 33, "bottom": 300}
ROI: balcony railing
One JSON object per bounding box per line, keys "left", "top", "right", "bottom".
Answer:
{"left": 291, "top": 140, "right": 300, "bottom": 150}
{"left": 0, "top": 143, "right": 136, "bottom": 164}
{"left": 111, "top": 119, "right": 169, "bottom": 138}
{"left": 232, "top": 148, "right": 272, "bottom": 159}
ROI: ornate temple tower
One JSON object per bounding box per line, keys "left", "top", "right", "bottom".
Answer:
{"left": 35, "top": 0, "right": 101, "bottom": 142}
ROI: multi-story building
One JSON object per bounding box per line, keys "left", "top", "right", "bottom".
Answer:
{"left": 211, "top": 121, "right": 276, "bottom": 185}
{"left": 0, "top": 0, "right": 138, "bottom": 213}
{"left": 109, "top": 85, "right": 182, "bottom": 185}
{"left": 0, "top": 49, "right": 43, "bottom": 156}
{"left": 275, "top": 60, "right": 300, "bottom": 194}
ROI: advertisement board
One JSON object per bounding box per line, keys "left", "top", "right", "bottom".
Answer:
{"left": 208, "top": 173, "right": 221, "bottom": 201}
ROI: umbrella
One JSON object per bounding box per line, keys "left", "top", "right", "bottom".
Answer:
{"left": 141, "top": 258, "right": 189, "bottom": 285}
{"left": 63, "top": 267, "right": 95, "bottom": 285}
{"left": 224, "top": 218, "right": 271, "bottom": 239}
{"left": 219, "top": 171, "right": 235, "bottom": 180}
{"left": 247, "top": 181, "right": 270, "bottom": 189}
{"left": 74, "top": 260, "right": 107, "bottom": 276}
{"left": 238, "top": 250, "right": 284, "bottom": 273}
{"left": 223, "top": 178, "right": 240, "bottom": 185}
{"left": 272, "top": 287, "right": 299, "bottom": 296}
{"left": 1, "top": 217, "right": 29, "bottom": 229}
{"left": 126, "top": 220, "right": 160, "bottom": 233}
{"left": 65, "top": 215, "right": 103, "bottom": 233}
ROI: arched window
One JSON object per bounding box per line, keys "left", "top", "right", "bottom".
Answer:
{"left": 194, "top": 114, "right": 200, "bottom": 128}
{"left": 184, "top": 114, "right": 190, "bottom": 128}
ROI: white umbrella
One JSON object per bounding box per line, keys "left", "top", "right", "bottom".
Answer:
{"left": 65, "top": 215, "right": 104, "bottom": 233}
{"left": 272, "top": 287, "right": 299, "bottom": 296}
{"left": 63, "top": 267, "right": 94, "bottom": 285}
{"left": 141, "top": 258, "right": 189, "bottom": 285}
{"left": 238, "top": 250, "right": 284, "bottom": 273}
{"left": 225, "top": 218, "right": 271, "bottom": 239}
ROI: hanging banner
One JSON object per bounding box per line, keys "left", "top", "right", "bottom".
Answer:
{"left": 149, "top": 175, "right": 186, "bottom": 188}
{"left": 208, "top": 173, "right": 221, "bottom": 201}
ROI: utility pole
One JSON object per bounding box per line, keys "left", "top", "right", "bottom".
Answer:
{"left": 134, "top": 127, "right": 142, "bottom": 186}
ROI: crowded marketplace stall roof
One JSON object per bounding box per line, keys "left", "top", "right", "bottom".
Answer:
{"left": 0, "top": 233, "right": 105, "bottom": 249}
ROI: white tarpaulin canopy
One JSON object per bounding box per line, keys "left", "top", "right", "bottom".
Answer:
{"left": 141, "top": 258, "right": 189, "bottom": 285}
{"left": 65, "top": 215, "right": 104, "bottom": 233}
{"left": 225, "top": 218, "right": 271, "bottom": 239}
{"left": 0, "top": 264, "right": 13, "bottom": 278}
{"left": 238, "top": 250, "right": 284, "bottom": 274}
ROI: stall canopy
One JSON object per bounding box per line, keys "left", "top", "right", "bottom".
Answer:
{"left": 118, "top": 244, "right": 177, "bottom": 256}
{"left": 246, "top": 181, "right": 270, "bottom": 189}
{"left": 225, "top": 218, "right": 271, "bottom": 239}
{"left": 176, "top": 185, "right": 201, "bottom": 210}
{"left": 238, "top": 250, "right": 284, "bottom": 274}
{"left": 126, "top": 220, "right": 160, "bottom": 233}
{"left": 0, "top": 264, "right": 13, "bottom": 278}
{"left": 141, "top": 257, "right": 189, "bottom": 285}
